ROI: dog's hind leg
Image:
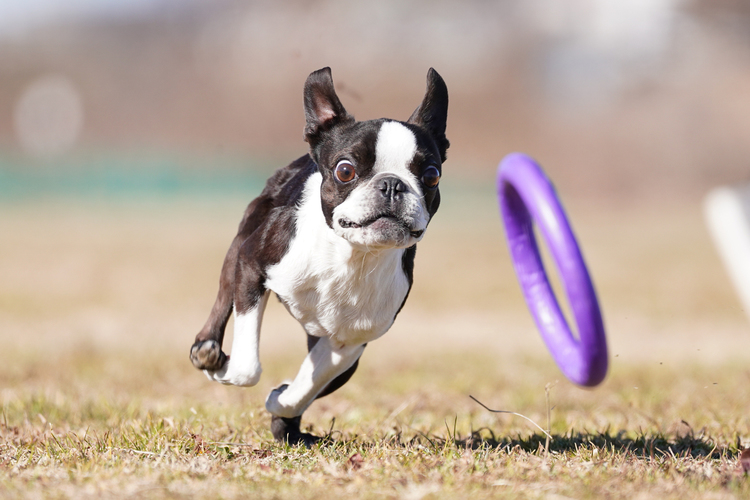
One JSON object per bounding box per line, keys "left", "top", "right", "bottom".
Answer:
{"left": 307, "top": 334, "right": 364, "bottom": 399}
{"left": 190, "top": 195, "right": 275, "bottom": 371}
{"left": 270, "top": 337, "right": 365, "bottom": 445}
{"left": 201, "top": 290, "right": 269, "bottom": 386}
{"left": 265, "top": 337, "right": 365, "bottom": 444}
{"left": 189, "top": 236, "right": 243, "bottom": 371}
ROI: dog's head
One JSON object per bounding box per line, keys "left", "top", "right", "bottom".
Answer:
{"left": 303, "top": 67, "right": 449, "bottom": 250}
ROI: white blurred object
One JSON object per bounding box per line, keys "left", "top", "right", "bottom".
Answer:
{"left": 13, "top": 75, "right": 84, "bottom": 158}
{"left": 704, "top": 185, "right": 750, "bottom": 319}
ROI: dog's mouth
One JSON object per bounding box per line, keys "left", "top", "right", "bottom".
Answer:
{"left": 338, "top": 215, "right": 424, "bottom": 238}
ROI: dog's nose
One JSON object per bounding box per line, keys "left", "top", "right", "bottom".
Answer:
{"left": 378, "top": 176, "right": 407, "bottom": 201}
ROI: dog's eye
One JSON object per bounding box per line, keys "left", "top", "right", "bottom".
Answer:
{"left": 335, "top": 160, "right": 357, "bottom": 183}
{"left": 421, "top": 166, "right": 440, "bottom": 189}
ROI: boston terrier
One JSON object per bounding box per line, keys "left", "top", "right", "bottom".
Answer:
{"left": 189, "top": 67, "right": 449, "bottom": 445}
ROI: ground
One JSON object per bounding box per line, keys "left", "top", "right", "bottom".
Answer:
{"left": 1, "top": 183, "right": 749, "bottom": 499}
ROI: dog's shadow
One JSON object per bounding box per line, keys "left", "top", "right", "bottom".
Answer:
{"left": 461, "top": 428, "right": 733, "bottom": 460}
{"left": 315, "top": 426, "right": 736, "bottom": 461}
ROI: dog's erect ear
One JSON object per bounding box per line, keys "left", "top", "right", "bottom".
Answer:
{"left": 304, "top": 67, "right": 354, "bottom": 146}
{"left": 408, "top": 68, "right": 449, "bottom": 162}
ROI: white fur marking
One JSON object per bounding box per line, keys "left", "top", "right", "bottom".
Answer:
{"left": 374, "top": 121, "right": 418, "bottom": 182}
{"left": 265, "top": 172, "right": 410, "bottom": 347}
{"left": 265, "top": 337, "right": 365, "bottom": 418}
{"left": 262, "top": 171, "right": 411, "bottom": 416}
{"left": 203, "top": 291, "right": 269, "bottom": 386}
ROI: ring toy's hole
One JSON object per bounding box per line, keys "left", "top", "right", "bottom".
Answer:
{"left": 497, "top": 153, "right": 608, "bottom": 387}
{"left": 533, "top": 224, "right": 580, "bottom": 342}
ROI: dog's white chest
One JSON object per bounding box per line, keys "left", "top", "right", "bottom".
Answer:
{"left": 264, "top": 173, "right": 410, "bottom": 347}
{"left": 267, "top": 248, "right": 409, "bottom": 346}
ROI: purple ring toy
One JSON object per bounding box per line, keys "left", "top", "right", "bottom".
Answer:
{"left": 497, "top": 153, "right": 608, "bottom": 387}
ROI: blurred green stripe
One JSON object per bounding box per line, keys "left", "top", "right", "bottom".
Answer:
{"left": 0, "top": 155, "right": 272, "bottom": 199}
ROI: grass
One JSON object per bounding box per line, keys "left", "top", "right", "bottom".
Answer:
{"left": 2, "top": 349, "right": 749, "bottom": 499}
{"left": 1, "top": 193, "right": 749, "bottom": 498}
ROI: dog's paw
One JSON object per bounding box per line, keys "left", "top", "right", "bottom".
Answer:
{"left": 270, "top": 414, "right": 320, "bottom": 447}
{"left": 265, "top": 384, "right": 291, "bottom": 417}
{"left": 203, "top": 362, "right": 262, "bottom": 387}
{"left": 195, "top": 345, "right": 261, "bottom": 387}
{"left": 265, "top": 383, "right": 307, "bottom": 418}
{"left": 190, "top": 340, "right": 227, "bottom": 371}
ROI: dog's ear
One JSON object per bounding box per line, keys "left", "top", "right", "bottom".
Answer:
{"left": 304, "top": 67, "right": 354, "bottom": 147}
{"left": 408, "top": 68, "right": 449, "bottom": 162}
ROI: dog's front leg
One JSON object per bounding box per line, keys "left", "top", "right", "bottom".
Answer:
{"left": 265, "top": 337, "right": 365, "bottom": 418}
{"left": 201, "top": 290, "right": 269, "bottom": 386}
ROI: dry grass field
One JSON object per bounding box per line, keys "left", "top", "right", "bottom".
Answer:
{"left": 1, "top": 183, "right": 749, "bottom": 499}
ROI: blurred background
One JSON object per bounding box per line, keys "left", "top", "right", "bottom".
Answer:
{"left": 1, "top": 0, "right": 749, "bottom": 412}
{"left": 2, "top": 0, "right": 750, "bottom": 197}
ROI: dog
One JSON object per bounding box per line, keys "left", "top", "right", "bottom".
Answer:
{"left": 189, "top": 67, "right": 449, "bottom": 444}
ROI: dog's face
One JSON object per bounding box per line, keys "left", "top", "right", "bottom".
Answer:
{"left": 303, "top": 68, "right": 449, "bottom": 249}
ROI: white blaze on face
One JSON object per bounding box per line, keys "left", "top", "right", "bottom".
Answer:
{"left": 373, "top": 121, "right": 419, "bottom": 190}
